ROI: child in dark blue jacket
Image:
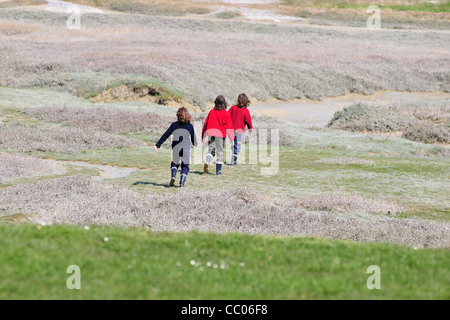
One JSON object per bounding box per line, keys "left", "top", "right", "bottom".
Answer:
{"left": 155, "top": 107, "right": 197, "bottom": 187}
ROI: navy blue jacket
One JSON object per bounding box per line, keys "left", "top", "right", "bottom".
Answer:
{"left": 156, "top": 122, "right": 197, "bottom": 149}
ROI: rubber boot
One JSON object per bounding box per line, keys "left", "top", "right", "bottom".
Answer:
{"left": 232, "top": 155, "right": 238, "bottom": 166}
{"left": 180, "top": 174, "right": 187, "bottom": 187}
{"left": 170, "top": 167, "right": 177, "bottom": 187}
{"left": 216, "top": 163, "right": 223, "bottom": 175}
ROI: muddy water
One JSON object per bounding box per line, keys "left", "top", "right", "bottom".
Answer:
{"left": 251, "top": 91, "right": 450, "bottom": 127}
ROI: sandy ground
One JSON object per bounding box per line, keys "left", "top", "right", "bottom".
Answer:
{"left": 45, "top": 0, "right": 103, "bottom": 13}
{"left": 200, "top": 0, "right": 300, "bottom": 21}
{"left": 251, "top": 91, "right": 450, "bottom": 127}
{"left": 54, "top": 159, "right": 147, "bottom": 180}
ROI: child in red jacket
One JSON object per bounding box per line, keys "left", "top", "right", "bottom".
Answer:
{"left": 228, "top": 93, "right": 253, "bottom": 165}
{"left": 202, "top": 95, "right": 235, "bottom": 175}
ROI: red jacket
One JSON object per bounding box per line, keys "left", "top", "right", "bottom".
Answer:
{"left": 228, "top": 105, "right": 253, "bottom": 133}
{"left": 202, "top": 108, "right": 235, "bottom": 140}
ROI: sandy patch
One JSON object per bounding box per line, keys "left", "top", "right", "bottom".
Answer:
{"left": 57, "top": 160, "right": 145, "bottom": 180}
{"left": 45, "top": 0, "right": 103, "bottom": 13}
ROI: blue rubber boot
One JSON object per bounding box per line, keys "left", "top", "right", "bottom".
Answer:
{"left": 180, "top": 174, "right": 187, "bottom": 187}
{"left": 216, "top": 163, "right": 223, "bottom": 175}
{"left": 170, "top": 167, "right": 177, "bottom": 187}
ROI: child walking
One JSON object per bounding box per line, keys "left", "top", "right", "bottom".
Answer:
{"left": 155, "top": 107, "right": 197, "bottom": 187}
{"left": 228, "top": 93, "right": 253, "bottom": 165}
{"left": 201, "top": 95, "right": 235, "bottom": 175}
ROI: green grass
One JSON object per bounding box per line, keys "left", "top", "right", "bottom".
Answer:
{"left": 0, "top": 224, "right": 448, "bottom": 299}
{"left": 66, "top": 0, "right": 210, "bottom": 16}
{"left": 285, "top": 0, "right": 450, "bottom": 13}
{"left": 215, "top": 11, "right": 242, "bottom": 19}
{"left": 381, "top": 3, "right": 450, "bottom": 13}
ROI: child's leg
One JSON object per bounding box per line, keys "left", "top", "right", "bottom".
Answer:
{"left": 215, "top": 137, "right": 224, "bottom": 165}
{"left": 207, "top": 137, "right": 216, "bottom": 160}
{"left": 205, "top": 137, "right": 215, "bottom": 174}
{"left": 233, "top": 134, "right": 238, "bottom": 154}
{"left": 177, "top": 146, "right": 190, "bottom": 187}
{"left": 236, "top": 132, "right": 243, "bottom": 154}
{"left": 181, "top": 162, "right": 190, "bottom": 176}
{"left": 171, "top": 162, "right": 180, "bottom": 169}
{"left": 232, "top": 131, "right": 242, "bottom": 165}
{"left": 181, "top": 147, "right": 190, "bottom": 176}
{"left": 179, "top": 159, "right": 189, "bottom": 187}
{"left": 215, "top": 137, "right": 224, "bottom": 175}
{"left": 170, "top": 162, "right": 179, "bottom": 187}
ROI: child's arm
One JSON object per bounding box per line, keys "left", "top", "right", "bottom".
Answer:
{"left": 225, "top": 112, "right": 235, "bottom": 142}
{"left": 245, "top": 109, "right": 253, "bottom": 133}
{"left": 201, "top": 113, "right": 210, "bottom": 139}
{"left": 155, "top": 123, "right": 175, "bottom": 150}
{"left": 190, "top": 125, "right": 198, "bottom": 147}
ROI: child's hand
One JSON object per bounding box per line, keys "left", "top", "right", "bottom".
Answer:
{"left": 154, "top": 146, "right": 159, "bottom": 151}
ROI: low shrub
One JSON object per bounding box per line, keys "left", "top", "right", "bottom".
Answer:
{"left": 23, "top": 106, "right": 174, "bottom": 134}
{"left": 421, "top": 146, "right": 450, "bottom": 157}
{"left": 0, "top": 154, "right": 65, "bottom": 184}
{"left": 327, "top": 103, "right": 412, "bottom": 132}
{"left": 294, "top": 193, "right": 401, "bottom": 215}
{"left": 403, "top": 123, "right": 450, "bottom": 144}
{"left": 0, "top": 177, "right": 447, "bottom": 248}
{"left": 0, "top": 22, "right": 45, "bottom": 35}
{"left": 215, "top": 11, "right": 242, "bottom": 19}
{"left": 0, "top": 121, "right": 143, "bottom": 153}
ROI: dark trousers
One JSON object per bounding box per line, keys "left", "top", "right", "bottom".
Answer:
{"left": 171, "top": 161, "right": 189, "bottom": 175}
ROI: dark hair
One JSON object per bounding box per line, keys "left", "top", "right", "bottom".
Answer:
{"left": 237, "top": 93, "right": 251, "bottom": 108}
{"left": 214, "top": 95, "right": 228, "bottom": 111}
{"left": 176, "top": 107, "right": 192, "bottom": 124}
